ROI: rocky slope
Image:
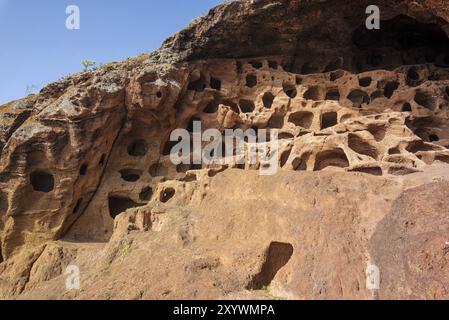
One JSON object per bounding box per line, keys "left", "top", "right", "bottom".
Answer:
{"left": 1, "top": 0, "right": 449, "bottom": 299}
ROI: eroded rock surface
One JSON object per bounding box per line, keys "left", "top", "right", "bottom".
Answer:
{"left": 1, "top": 0, "right": 449, "bottom": 299}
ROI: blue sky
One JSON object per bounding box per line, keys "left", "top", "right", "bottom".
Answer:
{"left": 0, "top": 0, "right": 222, "bottom": 104}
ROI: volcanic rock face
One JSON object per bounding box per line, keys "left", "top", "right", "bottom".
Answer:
{"left": 1, "top": 0, "right": 449, "bottom": 299}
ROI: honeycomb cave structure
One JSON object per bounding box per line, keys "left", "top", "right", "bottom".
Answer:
{"left": 2, "top": 9, "right": 449, "bottom": 259}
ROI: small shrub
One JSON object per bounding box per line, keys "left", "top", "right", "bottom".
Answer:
{"left": 120, "top": 238, "right": 133, "bottom": 256}
{"left": 102, "top": 64, "right": 116, "bottom": 73}
{"left": 81, "top": 59, "right": 96, "bottom": 71}
{"left": 262, "top": 285, "right": 286, "bottom": 300}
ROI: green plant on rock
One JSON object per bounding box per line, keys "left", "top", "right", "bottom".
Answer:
{"left": 102, "top": 64, "right": 116, "bottom": 73}
{"left": 81, "top": 59, "right": 96, "bottom": 71}
{"left": 262, "top": 285, "right": 286, "bottom": 301}
{"left": 120, "top": 238, "right": 133, "bottom": 256}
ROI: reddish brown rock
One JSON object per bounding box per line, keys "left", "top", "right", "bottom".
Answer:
{"left": 1, "top": 0, "right": 449, "bottom": 299}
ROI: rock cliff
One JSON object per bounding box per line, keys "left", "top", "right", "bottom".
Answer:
{"left": 1, "top": 0, "right": 449, "bottom": 299}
